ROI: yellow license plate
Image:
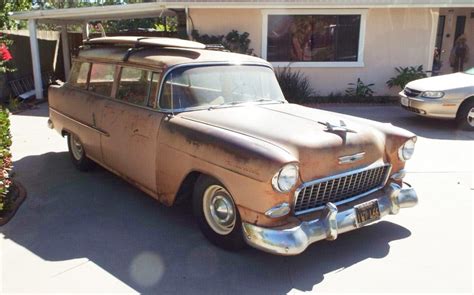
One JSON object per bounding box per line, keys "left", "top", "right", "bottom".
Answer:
{"left": 355, "top": 199, "right": 380, "bottom": 227}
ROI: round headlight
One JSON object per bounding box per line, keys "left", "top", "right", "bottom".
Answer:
{"left": 398, "top": 137, "right": 417, "bottom": 161}
{"left": 272, "top": 163, "right": 299, "bottom": 193}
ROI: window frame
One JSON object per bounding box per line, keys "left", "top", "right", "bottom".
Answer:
{"left": 261, "top": 9, "right": 367, "bottom": 68}
{"left": 113, "top": 65, "right": 162, "bottom": 110}
{"left": 67, "top": 60, "right": 92, "bottom": 90}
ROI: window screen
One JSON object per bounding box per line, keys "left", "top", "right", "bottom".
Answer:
{"left": 267, "top": 14, "right": 361, "bottom": 62}
{"left": 89, "top": 63, "right": 115, "bottom": 97}
{"left": 68, "top": 62, "right": 90, "bottom": 89}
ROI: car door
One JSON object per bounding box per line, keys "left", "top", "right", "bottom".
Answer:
{"left": 99, "top": 67, "right": 164, "bottom": 194}
{"left": 49, "top": 61, "right": 107, "bottom": 163}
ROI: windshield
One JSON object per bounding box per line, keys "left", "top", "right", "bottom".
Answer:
{"left": 464, "top": 68, "right": 474, "bottom": 75}
{"left": 160, "top": 65, "right": 285, "bottom": 110}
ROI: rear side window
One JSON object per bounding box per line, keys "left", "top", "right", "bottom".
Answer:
{"left": 68, "top": 62, "right": 90, "bottom": 89}
{"left": 117, "top": 67, "right": 160, "bottom": 108}
{"left": 89, "top": 63, "right": 115, "bottom": 97}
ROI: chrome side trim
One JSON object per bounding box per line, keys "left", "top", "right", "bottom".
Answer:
{"left": 243, "top": 183, "right": 418, "bottom": 256}
{"left": 49, "top": 107, "right": 110, "bottom": 137}
{"left": 293, "top": 163, "right": 392, "bottom": 216}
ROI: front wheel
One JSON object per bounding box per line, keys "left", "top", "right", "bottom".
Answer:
{"left": 456, "top": 101, "right": 474, "bottom": 131}
{"left": 193, "top": 175, "right": 246, "bottom": 251}
{"left": 67, "top": 133, "right": 94, "bottom": 171}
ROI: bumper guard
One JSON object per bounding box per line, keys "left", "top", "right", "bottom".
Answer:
{"left": 242, "top": 183, "right": 417, "bottom": 255}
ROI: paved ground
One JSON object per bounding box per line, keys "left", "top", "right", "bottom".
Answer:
{"left": 1, "top": 103, "right": 472, "bottom": 294}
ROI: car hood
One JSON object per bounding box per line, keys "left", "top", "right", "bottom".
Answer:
{"left": 180, "top": 103, "right": 395, "bottom": 182}
{"left": 406, "top": 72, "right": 474, "bottom": 91}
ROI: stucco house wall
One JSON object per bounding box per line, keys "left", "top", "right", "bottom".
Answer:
{"left": 190, "top": 8, "right": 438, "bottom": 96}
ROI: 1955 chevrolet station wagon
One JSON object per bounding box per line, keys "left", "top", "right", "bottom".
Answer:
{"left": 48, "top": 37, "right": 418, "bottom": 255}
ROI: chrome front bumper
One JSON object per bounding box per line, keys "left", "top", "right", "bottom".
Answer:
{"left": 399, "top": 93, "right": 458, "bottom": 119}
{"left": 242, "top": 183, "right": 418, "bottom": 255}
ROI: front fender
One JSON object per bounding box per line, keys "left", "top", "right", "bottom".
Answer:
{"left": 159, "top": 115, "right": 297, "bottom": 182}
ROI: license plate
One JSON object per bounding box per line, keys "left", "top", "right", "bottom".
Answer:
{"left": 401, "top": 97, "right": 409, "bottom": 106}
{"left": 355, "top": 199, "right": 380, "bottom": 227}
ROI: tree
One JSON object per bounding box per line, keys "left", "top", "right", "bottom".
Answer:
{"left": 0, "top": 0, "right": 32, "bottom": 30}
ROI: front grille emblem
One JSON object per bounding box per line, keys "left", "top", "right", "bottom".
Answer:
{"left": 338, "top": 152, "right": 366, "bottom": 164}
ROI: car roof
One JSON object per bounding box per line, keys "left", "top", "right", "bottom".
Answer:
{"left": 77, "top": 36, "right": 270, "bottom": 69}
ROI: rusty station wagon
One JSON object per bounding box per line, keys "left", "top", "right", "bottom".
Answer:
{"left": 48, "top": 37, "right": 418, "bottom": 255}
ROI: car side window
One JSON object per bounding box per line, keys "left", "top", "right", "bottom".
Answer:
{"left": 147, "top": 72, "right": 160, "bottom": 109}
{"left": 117, "top": 67, "right": 161, "bottom": 108}
{"left": 117, "top": 67, "right": 149, "bottom": 106}
{"left": 88, "top": 63, "right": 115, "bottom": 97}
{"left": 68, "top": 61, "right": 90, "bottom": 89}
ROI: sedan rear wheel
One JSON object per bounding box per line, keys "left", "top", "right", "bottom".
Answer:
{"left": 193, "top": 175, "right": 246, "bottom": 251}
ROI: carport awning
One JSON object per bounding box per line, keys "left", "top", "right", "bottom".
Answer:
{"left": 10, "top": 3, "right": 176, "bottom": 24}
{"left": 10, "top": 3, "right": 179, "bottom": 101}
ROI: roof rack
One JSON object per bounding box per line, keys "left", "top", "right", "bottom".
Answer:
{"left": 84, "top": 36, "right": 206, "bottom": 50}
{"left": 205, "top": 44, "right": 227, "bottom": 51}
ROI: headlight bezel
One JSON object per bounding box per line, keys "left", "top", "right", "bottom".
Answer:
{"left": 272, "top": 163, "right": 299, "bottom": 193}
{"left": 421, "top": 91, "right": 444, "bottom": 99}
{"left": 398, "top": 137, "right": 417, "bottom": 161}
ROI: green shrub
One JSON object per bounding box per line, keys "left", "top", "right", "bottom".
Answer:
{"left": 345, "top": 78, "right": 375, "bottom": 97}
{"left": 275, "top": 67, "right": 315, "bottom": 104}
{"left": 0, "top": 107, "right": 12, "bottom": 212}
{"left": 386, "top": 65, "right": 427, "bottom": 90}
{"left": 191, "top": 29, "right": 254, "bottom": 55}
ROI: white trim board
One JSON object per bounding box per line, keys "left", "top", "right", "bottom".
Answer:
{"left": 261, "top": 9, "right": 368, "bottom": 68}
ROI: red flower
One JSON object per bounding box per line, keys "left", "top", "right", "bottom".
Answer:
{"left": 0, "top": 43, "right": 13, "bottom": 61}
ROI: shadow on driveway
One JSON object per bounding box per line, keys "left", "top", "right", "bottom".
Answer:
{"left": 2, "top": 151, "right": 411, "bottom": 294}
{"left": 316, "top": 105, "right": 474, "bottom": 141}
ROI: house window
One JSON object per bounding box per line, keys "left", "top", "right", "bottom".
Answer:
{"left": 263, "top": 10, "right": 366, "bottom": 67}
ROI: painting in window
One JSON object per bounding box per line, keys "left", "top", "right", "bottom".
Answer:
{"left": 267, "top": 14, "right": 361, "bottom": 62}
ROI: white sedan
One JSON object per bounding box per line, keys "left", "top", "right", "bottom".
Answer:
{"left": 399, "top": 68, "right": 474, "bottom": 130}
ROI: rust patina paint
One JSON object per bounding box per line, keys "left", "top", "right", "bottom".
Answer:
{"left": 48, "top": 41, "right": 415, "bottom": 228}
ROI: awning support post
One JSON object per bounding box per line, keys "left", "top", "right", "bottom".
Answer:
{"left": 61, "top": 25, "right": 71, "bottom": 80}
{"left": 28, "top": 19, "right": 43, "bottom": 100}
{"left": 82, "top": 21, "right": 89, "bottom": 40}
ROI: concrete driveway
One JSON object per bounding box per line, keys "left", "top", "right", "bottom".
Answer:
{"left": 1, "top": 103, "right": 472, "bottom": 294}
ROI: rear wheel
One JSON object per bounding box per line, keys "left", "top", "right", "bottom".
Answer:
{"left": 67, "top": 133, "right": 94, "bottom": 171}
{"left": 456, "top": 101, "right": 474, "bottom": 131}
{"left": 193, "top": 175, "right": 246, "bottom": 251}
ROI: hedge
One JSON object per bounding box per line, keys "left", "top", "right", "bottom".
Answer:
{"left": 0, "top": 107, "right": 12, "bottom": 212}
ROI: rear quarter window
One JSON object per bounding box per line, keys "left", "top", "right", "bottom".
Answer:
{"left": 68, "top": 61, "right": 90, "bottom": 89}
{"left": 89, "top": 63, "right": 116, "bottom": 97}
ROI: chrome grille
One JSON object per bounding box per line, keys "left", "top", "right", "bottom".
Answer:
{"left": 404, "top": 87, "right": 421, "bottom": 98}
{"left": 294, "top": 165, "right": 391, "bottom": 215}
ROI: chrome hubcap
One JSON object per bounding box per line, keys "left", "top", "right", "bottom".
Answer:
{"left": 467, "top": 107, "right": 474, "bottom": 127}
{"left": 70, "top": 135, "right": 84, "bottom": 160}
{"left": 203, "top": 185, "right": 236, "bottom": 235}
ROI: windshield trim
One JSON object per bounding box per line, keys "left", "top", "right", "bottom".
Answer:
{"left": 156, "top": 61, "right": 283, "bottom": 113}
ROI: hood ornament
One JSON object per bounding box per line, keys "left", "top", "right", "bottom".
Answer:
{"left": 318, "top": 120, "right": 356, "bottom": 133}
